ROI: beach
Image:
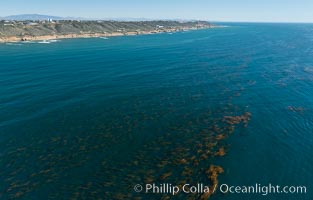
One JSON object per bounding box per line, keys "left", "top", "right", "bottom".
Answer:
{"left": 0, "top": 21, "right": 214, "bottom": 43}
{"left": 0, "top": 29, "right": 196, "bottom": 43}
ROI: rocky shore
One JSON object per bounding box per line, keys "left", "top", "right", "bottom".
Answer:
{"left": 0, "top": 20, "right": 213, "bottom": 43}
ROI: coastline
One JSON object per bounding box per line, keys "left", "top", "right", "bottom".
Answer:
{"left": 0, "top": 26, "right": 216, "bottom": 43}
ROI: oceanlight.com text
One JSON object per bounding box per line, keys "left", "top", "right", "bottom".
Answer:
{"left": 220, "top": 183, "right": 307, "bottom": 196}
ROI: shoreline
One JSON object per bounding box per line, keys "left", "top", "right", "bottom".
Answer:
{"left": 0, "top": 26, "right": 216, "bottom": 43}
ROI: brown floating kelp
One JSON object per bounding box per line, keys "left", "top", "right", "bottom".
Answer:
{"left": 2, "top": 104, "right": 251, "bottom": 200}
{"left": 114, "top": 111, "right": 252, "bottom": 200}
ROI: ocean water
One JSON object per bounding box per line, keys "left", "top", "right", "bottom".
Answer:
{"left": 0, "top": 23, "right": 313, "bottom": 200}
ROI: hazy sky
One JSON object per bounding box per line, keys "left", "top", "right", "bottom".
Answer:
{"left": 1, "top": 0, "right": 313, "bottom": 22}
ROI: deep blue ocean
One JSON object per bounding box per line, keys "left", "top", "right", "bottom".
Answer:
{"left": 0, "top": 23, "right": 312, "bottom": 200}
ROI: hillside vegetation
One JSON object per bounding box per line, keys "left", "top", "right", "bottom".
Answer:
{"left": 0, "top": 20, "right": 211, "bottom": 37}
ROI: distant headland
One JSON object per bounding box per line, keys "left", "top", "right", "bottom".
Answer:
{"left": 0, "top": 16, "right": 214, "bottom": 43}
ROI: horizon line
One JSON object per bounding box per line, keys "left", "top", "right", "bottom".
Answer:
{"left": 1, "top": 13, "right": 313, "bottom": 24}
